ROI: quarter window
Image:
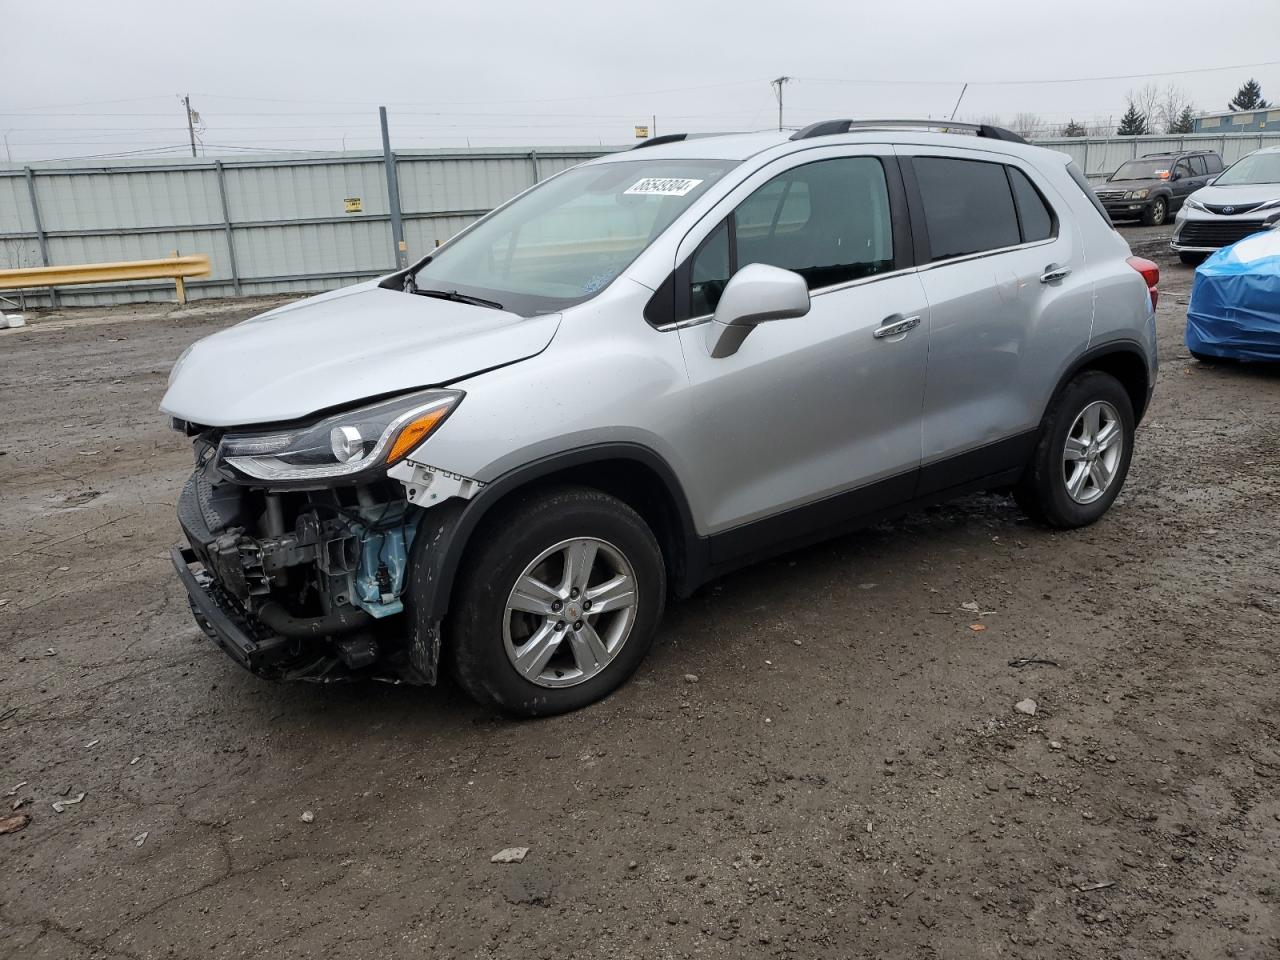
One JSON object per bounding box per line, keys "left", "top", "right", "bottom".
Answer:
{"left": 913, "top": 157, "right": 1021, "bottom": 260}
{"left": 1008, "top": 167, "right": 1055, "bottom": 243}
{"left": 686, "top": 156, "right": 894, "bottom": 316}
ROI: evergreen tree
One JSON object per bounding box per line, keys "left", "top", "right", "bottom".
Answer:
{"left": 1229, "top": 79, "right": 1270, "bottom": 112}
{"left": 1168, "top": 106, "right": 1196, "bottom": 134}
{"left": 1116, "top": 103, "right": 1148, "bottom": 136}
{"left": 1060, "top": 119, "right": 1088, "bottom": 137}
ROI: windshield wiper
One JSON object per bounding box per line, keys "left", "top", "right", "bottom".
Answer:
{"left": 415, "top": 287, "right": 504, "bottom": 311}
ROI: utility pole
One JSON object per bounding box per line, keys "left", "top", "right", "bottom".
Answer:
{"left": 652, "top": 113, "right": 657, "bottom": 137}
{"left": 182, "top": 94, "right": 197, "bottom": 157}
{"left": 3, "top": 132, "right": 10, "bottom": 164}
{"left": 771, "top": 76, "right": 792, "bottom": 131}
{"left": 379, "top": 106, "right": 408, "bottom": 270}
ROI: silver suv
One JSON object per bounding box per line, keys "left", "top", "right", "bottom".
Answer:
{"left": 162, "top": 120, "right": 1159, "bottom": 715}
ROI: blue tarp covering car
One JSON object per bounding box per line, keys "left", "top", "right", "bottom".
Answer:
{"left": 1186, "top": 228, "right": 1280, "bottom": 361}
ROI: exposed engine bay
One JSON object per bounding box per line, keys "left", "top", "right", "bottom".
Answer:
{"left": 173, "top": 429, "right": 459, "bottom": 685}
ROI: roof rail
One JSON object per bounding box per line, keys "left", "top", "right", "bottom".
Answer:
{"left": 1141, "top": 149, "right": 1211, "bottom": 158}
{"left": 632, "top": 133, "right": 693, "bottom": 150}
{"left": 789, "top": 119, "right": 1028, "bottom": 145}
{"left": 631, "top": 132, "right": 744, "bottom": 150}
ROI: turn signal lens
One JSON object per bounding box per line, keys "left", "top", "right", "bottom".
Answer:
{"left": 387, "top": 407, "right": 451, "bottom": 465}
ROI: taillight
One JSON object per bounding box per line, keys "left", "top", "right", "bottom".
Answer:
{"left": 1126, "top": 255, "right": 1160, "bottom": 310}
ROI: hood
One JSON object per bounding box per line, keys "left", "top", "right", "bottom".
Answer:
{"left": 1098, "top": 176, "right": 1166, "bottom": 191}
{"left": 1186, "top": 181, "right": 1280, "bottom": 211}
{"left": 160, "top": 282, "right": 561, "bottom": 427}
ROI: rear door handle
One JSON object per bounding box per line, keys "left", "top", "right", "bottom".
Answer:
{"left": 1040, "top": 264, "right": 1072, "bottom": 284}
{"left": 872, "top": 314, "right": 921, "bottom": 339}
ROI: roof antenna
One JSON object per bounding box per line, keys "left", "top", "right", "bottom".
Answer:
{"left": 949, "top": 82, "right": 969, "bottom": 121}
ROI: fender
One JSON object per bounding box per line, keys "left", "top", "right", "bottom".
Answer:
{"left": 405, "top": 442, "right": 705, "bottom": 632}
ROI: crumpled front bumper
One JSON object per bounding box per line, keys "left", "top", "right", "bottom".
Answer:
{"left": 171, "top": 545, "right": 300, "bottom": 677}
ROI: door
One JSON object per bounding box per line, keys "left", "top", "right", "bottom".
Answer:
{"left": 673, "top": 151, "right": 930, "bottom": 556}
{"left": 902, "top": 150, "right": 1094, "bottom": 494}
{"left": 1171, "top": 157, "right": 1198, "bottom": 209}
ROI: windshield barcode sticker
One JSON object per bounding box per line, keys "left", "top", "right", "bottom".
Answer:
{"left": 625, "top": 177, "right": 704, "bottom": 197}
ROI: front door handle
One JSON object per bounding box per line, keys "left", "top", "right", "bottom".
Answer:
{"left": 872, "top": 314, "right": 921, "bottom": 339}
{"left": 1040, "top": 264, "right": 1072, "bottom": 284}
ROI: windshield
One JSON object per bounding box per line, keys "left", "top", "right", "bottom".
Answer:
{"left": 412, "top": 158, "right": 734, "bottom": 314}
{"left": 1215, "top": 151, "right": 1280, "bottom": 186}
{"left": 1109, "top": 159, "right": 1172, "bottom": 181}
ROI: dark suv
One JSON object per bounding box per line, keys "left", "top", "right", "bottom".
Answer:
{"left": 1093, "top": 150, "right": 1223, "bottom": 226}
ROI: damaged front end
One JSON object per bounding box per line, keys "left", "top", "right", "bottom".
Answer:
{"left": 169, "top": 389, "right": 475, "bottom": 685}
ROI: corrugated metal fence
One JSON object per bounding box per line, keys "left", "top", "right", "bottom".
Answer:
{"left": 1035, "top": 131, "right": 1280, "bottom": 183}
{"left": 4, "top": 131, "right": 1280, "bottom": 307}
{"left": 0, "top": 147, "right": 609, "bottom": 306}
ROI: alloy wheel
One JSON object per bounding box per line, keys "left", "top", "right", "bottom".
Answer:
{"left": 1062, "top": 400, "right": 1124, "bottom": 505}
{"left": 502, "top": 537, "right": 639, "bottom": 688}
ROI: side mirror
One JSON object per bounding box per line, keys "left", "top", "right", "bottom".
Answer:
{"left": 705, "top": 263, "right": 810, "bottom": 358}
{"left": 1170, "top": 170, "right": 1182, "bottom": 181}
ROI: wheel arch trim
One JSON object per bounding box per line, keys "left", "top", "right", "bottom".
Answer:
{"left": 407, "top": 442, "right": 704, "bottom": 626}
{"left": 1049, "top": 338, "right": 1153, "bottom": 424}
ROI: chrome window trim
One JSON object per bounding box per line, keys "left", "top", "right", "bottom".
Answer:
{"left": 654, "top": 236, "right": 1056, "bottom": 331}
{"left": 655, "top": 263, "right": 918, "bottom": 331}
{"left": 915, "top": 235, "right": 1056, "bottom": 273}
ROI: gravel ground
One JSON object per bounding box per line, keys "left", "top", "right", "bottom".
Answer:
{"left": 3, "top": 223, "right": 1279, "bottom": 959}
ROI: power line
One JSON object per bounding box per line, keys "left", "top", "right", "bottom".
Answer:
{"left": 800, "top": 58, "right": 1280, "bottom": 88}
{"left": 33, "top": 144, "right": 194, "bottom": 162}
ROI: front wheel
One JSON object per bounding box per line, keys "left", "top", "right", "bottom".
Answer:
{"left": 1013, "top": 371, "right": 1135, "bottom": 529}
{"left": 1141, "top": 197, "right": 1168, "bottom": 226}
{"left": 447, "top": 486, "right": 666, "bottom": 716}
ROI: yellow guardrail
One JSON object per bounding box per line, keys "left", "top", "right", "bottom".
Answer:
{"left": 0, "top": 253, "right": 212, "bottom": 304}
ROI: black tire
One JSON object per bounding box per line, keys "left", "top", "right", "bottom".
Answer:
{"left": 1013, "top": 370, "right": 1136, "bottom": 529}
{"left": 447, "top": 486, "right": 666, "bottom": 716}
{"left": 1178, "top": 251, "right": 1207, "bottom": 266}
{"left": 1141, "top": 196, "right": 1168, "bottom": 227}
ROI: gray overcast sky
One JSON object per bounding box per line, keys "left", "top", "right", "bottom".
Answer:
{"left": 4, "top": 0, "right": 1280, "bottom": 161}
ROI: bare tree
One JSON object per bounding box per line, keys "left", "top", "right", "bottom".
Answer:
{"left": 1009, "top": 112, "right": 1042, "bottom": 139}
{"left": 1157, "top": 84, "right": 1196, "bottom": 133}
{"left": 1128, "top": 84, "right": 1161, "bottom": 131}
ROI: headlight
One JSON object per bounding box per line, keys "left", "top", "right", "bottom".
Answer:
{"left": 1185, "top": 197, "right": 1208, "bottom": 212}
{"left": 219, "top": 389, "right": 462, "bottom": 482}
{"left": 1126, "top": 189, "right": 1149, "bottom": 200}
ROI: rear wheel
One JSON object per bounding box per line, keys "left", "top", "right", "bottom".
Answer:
{"left": 1014, "top": 371, "right": 1135, "bottom": 529}
{"left": 1141, "top": 197, "right": 1168, "bottom": 226}
{"left": 447, "top": 486, "right": 665, "bottom": 716}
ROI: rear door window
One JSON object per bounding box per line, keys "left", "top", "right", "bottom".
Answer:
{"left": 1189, "top": 156, "right": 1208, "bottom": 176}
{"left": 912, "top": 157, "right": 1021, "bottom": 261}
